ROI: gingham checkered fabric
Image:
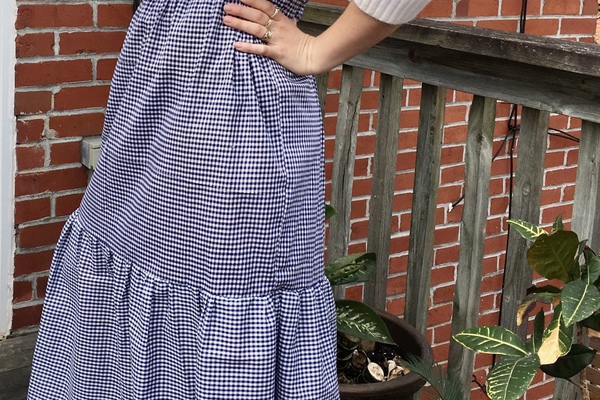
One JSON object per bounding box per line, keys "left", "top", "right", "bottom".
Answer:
{"left": 29, "top": 0, "right": 339, "bottom": 398}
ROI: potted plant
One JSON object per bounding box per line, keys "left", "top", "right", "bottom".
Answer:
{"left": 453, "top": 216, "right": 600, "bottom": 400}
{"left": 325, "top": 205, "right": 434, "bottom": 399}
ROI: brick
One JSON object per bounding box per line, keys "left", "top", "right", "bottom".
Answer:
{"left": 36, "top": 275, "right": 49, "bottom": 300}
{"left": 54, "top": 85, "right": 111, "bottom": 111}
{"left": 386, "top": 275, "right": 406, "bottom": 296}
{"left": 434, "top": 245, "right": 460, "bottom": 265}
{"left": 16, "top": 145, "right": 45, "bottom": 171}
{"left": 543, "top": 0, "right": 581, "bottom": 15}
{"left": 50, "top": 140, "right": 81, "bottom": 165}
{"left": 490, "top": 196, "right": 509, "bottom": 215}
{"left": 428, "top": 303, "right": 453, "bottom": 326}
{"left": 476, "top": 19, "right": 519, "bottom": 32}
{"left": 433, "top": 284, "right": 455, "bottom": 304}
{"left": 524, "top": 19, "right": 560, "bottom": 36}
{"left": 418, "top": 0, "right": 453, "bottom": 18}
{"left": 98, "top": 3, "right": 135, "bottom": 27}
{"left": 14, "top": 249, "right": 54, "bottom": 277}
{"left": 561, "top": 18, "right": 597, "bottom": 35}
{"left": 13, "top": 280, "right": 33, "bottom": 304}
{"left": 16, "top": 4, "right": 93, "bottom": 29}
{"left": 16, "top": 59, "right": 92, "bottom": 87}
{"left": 545, "top": 166, "right": 577, "bottom": 186}
{"left": 433, "top": 225, "right": 459, "bottom": 246}
{"left": 437, "top": 185, "right": 462, "bottom": 204}
{"left": 501, "top": 0, "right": 542, "bottom": 16}
{"left": 432, "top": 323, "right": 452, "bottom": 344}
{"left": 18, "top": 220, "right": 66, "bottom": 249}
{"left": 484, "top": 234, "right": 507, "bottom": 254}
{"left": 11, "top": 304, "right": 43, "bottom": 331}
{"left": 49, "top": 112, "right": 105, "bottom": 137}
{"left": 16, "top": 33, "right": 54, "bottom": 58}
{"left": 97, "top": 57, "right": 119, "bottom": 81}
{"left": 440, "top": 146, "right": 464, "bottom": 165}
{"left": 583, "top": 0, "right": 599, "bottom": 14}
{"left": 350, "top": 220, "right": 369, "bottom": 241}
{"left": 356, "top": 135, "right": 375, "bottom": 156}
{"left": 14, "top": 91, "right": 52, "bottom": 115}
{"left": 440, "top": 164, "right": 465, "bottom": 184}
{"left": 16, "top": 118, "right": 45, "bottom": 144}
{"left": 59, "top": 31, "right": 127, "bottom": 55}
{"left": 456, "top": 0, "right": 500, "bottom": 17}
{"left": 15, "top": 197, "right": 51, "bottom": 225}
{"left": 431, "top": 266, "right": 456, "bottom": 286}
{"left": 344, "top": 285, "right": 363, "bottom": 302}
{"left": 15, "top": 167, "right": 88, "bottom": 197}
{"left": 386, "top": 297, "right": 405, "bottom": 317}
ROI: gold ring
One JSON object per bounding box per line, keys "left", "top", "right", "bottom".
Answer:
{"left": 270, "top": 7, "right": 279, "bottom": 19}
{"left": 265, "top": 18, "right": 272, "bottom": 29}
{"left": 262, "top": 29, "right": 273, "bottom": 42}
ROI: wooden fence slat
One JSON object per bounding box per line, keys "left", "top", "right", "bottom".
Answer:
{"left": 447, "top": 96, "right": 497, "bottom": 394}
{"left": 404, "top": 84, "right": 446, "bottom": 334}
{"left": 363, "top": 74, "right": 403, "bottom": 311}
{"left": 553, "top": 120, "right": 600, "bottom": 400}
{"left": 316, "top": 72, "right": 329, "bottom": 118}
{"left": 327, "top": 65, "right": 364, "bottom": 299}
{"left": 499, "top": 107, "right": 549, "bottom": 337}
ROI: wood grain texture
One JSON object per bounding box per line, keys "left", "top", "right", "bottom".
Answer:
{"left": 404, "top": 84, "right": 446, "bottom": 334}
{"left": 327, "top": 65, "right": 364, "bottom": 299}
{"left": 499, "top": 107, "right": 549, "bottom": 338}
{"left": 447, "top": 96, "right": 497, "bottom": 394}
{"left": 363, "top": 74, "right": 403, "bottom": 311}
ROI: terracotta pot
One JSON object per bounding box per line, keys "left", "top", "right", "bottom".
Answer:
{"left": 339, "top": 310, "right": 433, "bottom": 400}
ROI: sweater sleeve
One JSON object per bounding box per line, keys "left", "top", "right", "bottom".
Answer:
{"left": 351, "top": 0, "right": 432, "bottom": 25}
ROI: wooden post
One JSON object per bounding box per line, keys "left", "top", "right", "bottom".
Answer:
{"left": 447, "top": 96, "right": 497, "bottom": 395}
{"left": 315, "top": 72, "right": 329, "bottom": 118}
{"left": 363, "top": 74, "right": 403, "bottom": 311}
{"left": 404, "top": 84, "right": 446, "bottom": 334}
{"left": 327, "top": 65, "right": 364, "bottom": 299}
{"left": 499, "top": 107, "right": 549, "bottom": 337}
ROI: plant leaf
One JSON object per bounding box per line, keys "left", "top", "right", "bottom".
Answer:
{"left": 583, "top": 249, "right": 600, "bottom": 285}
{"left": 561, "top": 280, "right": 600, "bottom": 326}
{"left": 507, "top": 219, "right": 547, "bottom": 241}
{"left": 453, "top": 326, "right": 528, "bottom": 357}
{"left": 538, "top": 304, "right": 573, "bottom": 365}
{"left": 552, "top": 214, "right": 564, "bottom": 232}
{"left": 335, "top": 299, "right": 394, "bottom": 344}
{"left": 531, "top": 309, "right": 545, "bottom": 354}
{"left": 516, "top": 291, "right": 559, "bottom": 326}
{"left": 485, "top": 354, "right": 540, "bottom": 400}
{"left": 579, "top": 313, "right": 600, "bottom": 331}
{"left": 325, "top": 253, "right": 376, "bottom": 286}
{"left": 540, "top": 343, "right": 596, "bottom": 379}
{"left": 325, "top": 204, "right": 337, "bottom": 220}
{"left": 398, "top": 353, "right": 465, "bottom": 400}
{"left": 527, "top": 230, "right": 579, "bottom": 283}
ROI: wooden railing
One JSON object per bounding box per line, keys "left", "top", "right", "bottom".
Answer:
{"left": 300, "top": 3, "right": 600, "bottom": 397}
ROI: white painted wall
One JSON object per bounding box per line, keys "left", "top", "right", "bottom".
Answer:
{"left": 0, "top": 0, "right": 17, "bottom": 339}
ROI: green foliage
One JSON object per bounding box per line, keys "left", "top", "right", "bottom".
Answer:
{"left": 325, "top": 204, "right": 393, "bottom": 345}
{"left": 335, "top": 300, "right": 394, "bottom": 344}
{"left": 454, "top": 216, "right": 600, "bottom": 400}
{"left": 398, "top": 354, "right": 464, "bottom": 400}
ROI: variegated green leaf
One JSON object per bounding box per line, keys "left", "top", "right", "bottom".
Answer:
{"left": 583, "top": 249, "right": 600, "bottom": 285}
{"left": 552, "top": 214, "right": 564, "bottom": 232}
{"left": 538, "top": 304, "right": 573, "bottom": 365}
{"left": 540, "top": 343, "right": 596, "bottom": 379}
{"left": 325, "top": 253, "right": 376, "bottom": 286}
{"left": 531, "top": 309, "right": 545, "bottom": 354}
{"left": 453, "top": 326, "right": 528, "bottom": 357}
{"left": 335, "top": 300, "right": 394, "bottom": 344}
{"left": 527, "top": 230, "right": 579, "bottom": 283}
{"left": 579, "top": 313, "right": 600, "bottom": 330}
{"left": 561, "top": 280, "right": 600, "bottom": 326}
{"left": 486, "top": 354, "right": 540, "bottom": 400}
{"left": 507, "top": 219, "right": 547, "bottom": 241}
{"left": 516, "top": 291, "right": 559, "bottom": 326}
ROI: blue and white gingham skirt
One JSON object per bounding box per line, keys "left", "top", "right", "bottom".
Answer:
{"left": 29, "top": 0, "right": 339, "bottom": 398}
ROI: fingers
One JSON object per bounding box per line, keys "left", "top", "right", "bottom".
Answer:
{"left": 223, "top": 3, "right": 270, "bottom": 26}
{"left": 239, "top": 0, "right": 280, "bottom": 20}
{"left": 223, "top": 13, "right": 270, "bottom": 40}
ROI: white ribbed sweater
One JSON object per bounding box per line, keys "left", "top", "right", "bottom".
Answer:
{"left": 352, "top": 0, "right": 432, "bottom": 25}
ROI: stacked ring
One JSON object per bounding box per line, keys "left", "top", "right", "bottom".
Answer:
{"left": 270, "top": 7, "right": 279, "bottom": 19}
{"left": 262, "top": 30, "right": 273, "bottom": 42}
{"left": 265, "top": 19, "right": 272, "bottom": 29}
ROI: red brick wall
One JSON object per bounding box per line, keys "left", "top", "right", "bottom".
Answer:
{"left": 11, "top": 0, "right": 598, "bottom": 398}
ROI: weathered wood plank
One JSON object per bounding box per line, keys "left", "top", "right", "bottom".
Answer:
{"left": 315, "top": 72, "right": 329, "bottom": 118}
{"left": 404, "top": 84, "right": 446, "bottom": 334}
{"left": 554, "top": 120, "right": 600, "bottom": 400}
{"left": 571, "top": 121, "right": 600, "bottom": 250}
{"left": 499, "top": 107, "right": 549, "bottom": 337}
{"left": 327, "top": 65, "right": 364, "bottom": 299}
{"left": 447, "top": 96, "right": 497, "bottom": 394}
{"left": 299, "top": 6, "right": 600, "bottom": 124}
{"left": 363, "top": 74, "right": 403, "bottom": 311}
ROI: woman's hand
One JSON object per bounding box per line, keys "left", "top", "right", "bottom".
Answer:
{"left": 223, "top": 0, "right": 319, "bottom": 76}
{"left": 224, "top": 0, "right": 404, "bottom": 76}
